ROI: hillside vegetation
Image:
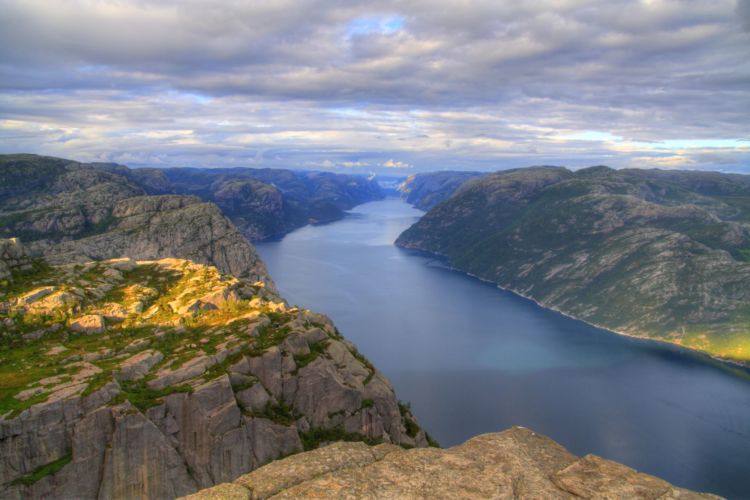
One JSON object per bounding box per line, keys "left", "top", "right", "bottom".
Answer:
{"left": 397, "top": 166, "right": 750, "bottom": 363}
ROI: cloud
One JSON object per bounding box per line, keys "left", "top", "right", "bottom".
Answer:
{"left": 0, "top": 0, "right": 748, "bottom": 173}
{"left": 738, "top": 0, "right": 750, "bottom": 31}
{"left": 383, "top": 159, "right": 413, "bottom": 169}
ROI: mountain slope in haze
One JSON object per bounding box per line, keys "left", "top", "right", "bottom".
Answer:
{"left": 0, "top": 154, "right": 270, "bottom": 285}
{"left": 106, "top": 165, "right": 385, "bottom": 240}
{"left": 398, "top": 171, "right": 484, "bottom": 210}
{"left": 397, "top": 166, "right": 750, "bottom": 363}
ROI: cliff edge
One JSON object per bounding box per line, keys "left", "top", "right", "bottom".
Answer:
{"left": 185, "top": 426, "right": 717, "bottom": 499}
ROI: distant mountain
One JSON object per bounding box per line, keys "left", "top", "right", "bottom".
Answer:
{"left": 0, "top": 154, "right": 270, "bottom": 285}
{"left": 398, "top": 171, "right": 484, "bottom": 210}
{"left": 104, "top": 165, "right": 384, "bottom": 240}
{"left": 397, "top": 165, "right": 750, "bottom": 364}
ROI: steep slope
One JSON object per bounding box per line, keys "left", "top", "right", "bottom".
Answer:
{"left": 397, "top": 166, "right": 750, "bottom": 363}
{"left": 185, "top": 427, "right": 714, "bottom": 499}
{"left": 399, "top": 171, "right": 484, "bottom": 210}
{"left": 0, "top": 155, "right": 270, "bottom": 285}
{"left": 108, "top": 165, "right": 385, "bottom": 240}
{"left": 0, "top": 246, "right": 429, "bottom": 499}
{"left": 0, "top": 154, "right": 144, "bottom": 242}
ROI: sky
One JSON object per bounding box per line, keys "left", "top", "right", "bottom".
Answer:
{"left": 0, "top": 0, "right": 749, "bottom": 174}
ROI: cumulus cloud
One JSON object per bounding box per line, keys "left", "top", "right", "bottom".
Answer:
{"left": 0, "top": 0, "right": 748, "bottom": 173}
{"left": 383, "top": 159, "right": 413, "bottom": 169}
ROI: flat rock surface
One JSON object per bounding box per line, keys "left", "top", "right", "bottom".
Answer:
{"left": 184, "top": 427, "right": 719, "bottom": 500}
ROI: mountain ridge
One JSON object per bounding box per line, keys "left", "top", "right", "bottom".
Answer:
{"left": 396, "top": 165, "right": 750, "bottom": 364}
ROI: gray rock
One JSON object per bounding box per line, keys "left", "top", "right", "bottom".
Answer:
{"left": 236, "top": 384, "right": 271, "bottom": 413}
{"left": 114, "top": 349, "right": 164, "bottom": 381}
{"left": 186, "top": 428, "right": 718, "bottom": 500}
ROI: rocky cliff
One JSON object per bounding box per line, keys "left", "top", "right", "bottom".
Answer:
{"left": 0, "top": 250, "right": 428, "bottom": 499}
{"left": 184, "top": 426, "right": 715, "bottom": 499}
{"left": 106, "top": 165, "right": 385, "bottom": 240}
{"left": 399, "top": 171, "right": 483, "bottom": 210}
{"left": 397, "top": 166, "right": 750, "bottom": 364}
{"left": 28, "top": 195, "right": 271, "bottom": 285}
{"left": 0, "top": 155, "right": 270, "bottom": 286}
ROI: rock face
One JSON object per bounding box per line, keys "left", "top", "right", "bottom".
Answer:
{"left": 0, "top": 238, "right": 32, "bottom": 282}
{"left": 397, "top": 166, "right": 750, "bottom": 363}
{"left": 29, "top": 194, "right": 271, "bottom": 285}
{"left": 0, "top": 256, "right": 428, "bottom": 499}
{"left": 399, "top": 171, "right": 484, "bottom": 210}
{"left": 0, "top": 155, "right": 271, "bottom": 285}
{"left": 184, "top": 427, "right": 717, "bottom": 499}
{"left": 105, "top": 164, "right": 385, "bottom": 240}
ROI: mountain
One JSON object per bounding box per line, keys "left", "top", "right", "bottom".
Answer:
{"left": 105, "top": 165, "right": 385, "bottom": 240}
{"left": 185, "top": 427, "right": 712, "bottom": 499}
{"left": 398, "top": 171, "right": 484, "bottom": 210}
{"left": 396, "top": 166, "right": 750, "bottom": 364}
{"left": 0, "top": 155, "right": 270, "bottom": 285}
{"left": 0, "top": 241, "right": 429, "bottom": 498}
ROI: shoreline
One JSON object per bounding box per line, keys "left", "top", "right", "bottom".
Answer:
{"left": 398, "top": 244, "right": 750, "bottom": 372}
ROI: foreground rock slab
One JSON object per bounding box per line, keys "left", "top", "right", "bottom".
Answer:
{"left": 184, "top": 427, "right": 719, "bottom": 500}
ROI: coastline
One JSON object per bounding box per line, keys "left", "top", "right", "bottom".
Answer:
{"left": 397, "top": 243, "right": 750, "bottom": 372}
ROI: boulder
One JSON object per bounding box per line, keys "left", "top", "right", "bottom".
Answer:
{"left": 115, "top": 350, "right": 164, "bottom": 381}
{"left": 70, "top": 314, "right": 106, "bottom": 334}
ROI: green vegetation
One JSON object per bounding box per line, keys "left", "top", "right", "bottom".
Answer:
{"left": 426, "top": 433, "right": 441, "bottom": 448}
{"left": 247, "top": 401, "right": 297, "bottom": 426}
{"left": 9, "top": 454, "right": 72, "bottom": 487}
{"left": 347, "top": 345, "right": 375, "bottom": 384}
{"left": 299, "top": 427, "right": 383, "bottom": 451}
{"left": 398, "top": 401, "right": 421, "bottom": 438}
{"left": 293, "top": 339, "right": 329, "bottom": 371}
{"left": 114, "top": 380, "right": 194, "bottom": 411}
{"left": 397, "top": 166, "right": 750, "bottom": 363}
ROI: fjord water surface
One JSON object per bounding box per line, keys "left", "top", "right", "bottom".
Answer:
{"left": 256, "top": 197, "right": 750, "bottom": 498}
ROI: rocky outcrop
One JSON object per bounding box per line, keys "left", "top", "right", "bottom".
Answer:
{"left": 0, "top": 155, "right": 272, "bottom": 286}
{"left": 212, "top": 180, "right": 286, "bottom": 240}
{"left": 0, "top": 238, "right": 33, "bottom": 282}
{"left": 397, "top": 166, "right": 750, "bottom": 364}
{"left": 149, "top": 167, "right": 385, "bottom": 240}
{"left": 399, "top": 171, "right": 484, "bottom": 210}
{"left": 0, "top": 154, "right": 144, "bottom": 241}
{"left": 27, "top": 195, "right": 271, "bottom": 285}
{"left": 184, "top": 427, "right": 717, "bottom": 499}
{"left": 0, "top": 257, "right": 427, "bottom": 499}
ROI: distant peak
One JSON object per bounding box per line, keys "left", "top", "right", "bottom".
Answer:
{"left": 575, "top": 165, "right": 613, "bottom": 176}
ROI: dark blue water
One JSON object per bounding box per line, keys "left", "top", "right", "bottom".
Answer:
{"left": 256, "top": 197, "right": 750, "bottom": 498}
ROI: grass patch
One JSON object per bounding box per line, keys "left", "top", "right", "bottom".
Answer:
{"left": 426, "top": 433, "right": 441, "bottom": 448}
{"left": 247, "top": 401, "right": 297, "bottom": 426}
{"left": 347, "top": 345, "right": 375, "bottom": 385}
{"left": 293, "top": 340, "right": 329, "bottom": 371}
{"left": 299, "top": 426, "right": 383, "bottom": 451}
{"left": 114, "top": 380, "right": 193, "bottom": 411}
{"left": 247, "top": 313, "right": 294, "bottom": 356}
{"left": 398, "top": 401, "right": 421, "bottom": 438}
{"left": 10, "top": 453, "right": 72, "bottom": 487}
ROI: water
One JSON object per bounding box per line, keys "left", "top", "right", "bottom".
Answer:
{"left": 256, "top": 197, "right": 750, "bottom": 498}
